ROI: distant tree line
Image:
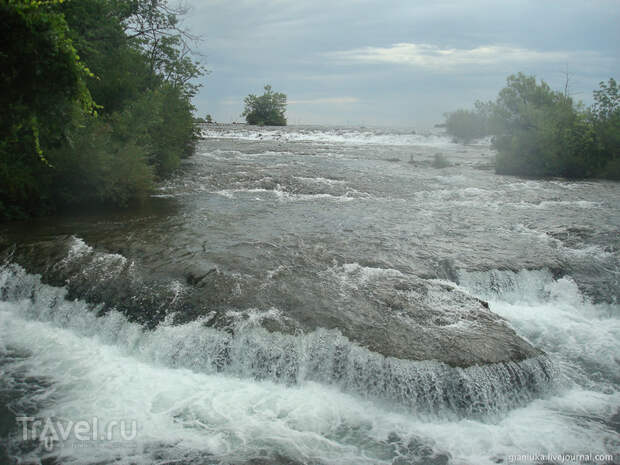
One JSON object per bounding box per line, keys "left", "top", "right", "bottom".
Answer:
{"left": 444, "top": 73, "right": 619, "bottom": 179}
{"left": 1, "top": 0, "right": 205, "bottom": 219}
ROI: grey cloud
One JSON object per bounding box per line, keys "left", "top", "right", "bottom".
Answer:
{"left": 326, "top": 43, "right": 613, "bottom": 72}
{"left": 184, "top": 0, "right": 620, "bottom": 127}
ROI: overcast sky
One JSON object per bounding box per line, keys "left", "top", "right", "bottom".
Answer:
{"left": 182, "top": 0, "right": 619, "bottom": 128}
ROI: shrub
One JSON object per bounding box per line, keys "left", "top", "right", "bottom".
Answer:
{"left": 450, "top": 73, "right": 619, "bottom": 180}
{"left": 242, "top": 85, "right": 287, "bottom": 126}
{"left": 491, "top": 73, "right": 615, "bottom": 178}
{"left": 0, "top": 0, "right": 204, "bottom": 219}
{"left": 445, "top": 109, "right": 488, "bottom": 143}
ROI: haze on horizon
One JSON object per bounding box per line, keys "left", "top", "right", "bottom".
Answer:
{"left": 184, "top": 0, "right": 619, "bottom": 129}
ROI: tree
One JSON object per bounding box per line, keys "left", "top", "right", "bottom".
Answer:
{"left": 444, "top": 107, "right": 489, "bottom": 143}
{"left": 1, "top": 0, "right": 205, "bottom": 219}
{"left": 444, "top": 73, "right": 619, "bottom": 180}
{"left": 242, "top": 85, "right": 287, "bottom": 126}
{"left": 591, "top": 78, "right": 619, "bottom": 120}
{"left": 488, "top": 73, "right": 619, "bottom": 179}
{"left": 490, "top": 73, "right": 603, "bottom": 177}
{"left": 0, "top": 0, "right": 96, "bottom": 217}
{"left": 590, "top": 78, "right": 620, "bottom": 179}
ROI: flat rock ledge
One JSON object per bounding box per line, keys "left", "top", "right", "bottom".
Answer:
{"left": 1, "top": 235, "right": 543, "bottom": 369}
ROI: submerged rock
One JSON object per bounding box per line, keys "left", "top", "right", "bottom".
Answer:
{"left": 2, "top": 236, "right": 542, "bottom": 368}
{"left": 0, "top": 258, "right": 554, "bottom": 418}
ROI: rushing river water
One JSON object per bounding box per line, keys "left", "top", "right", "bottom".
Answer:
{"left": 0, "top": 125, "right": 619, "bottom": 464}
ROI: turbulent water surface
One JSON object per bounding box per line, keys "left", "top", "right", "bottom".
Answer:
{"left": 0, "top": 125, "right": 619, "bottom": 465}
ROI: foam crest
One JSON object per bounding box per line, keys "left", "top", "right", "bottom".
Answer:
{"left": 0, "top": 263, "right": 553, "bottom": 419}
{"left": 336, "top": 263, "right": 405, "bottom": 288}
{"left": 201, "top": 126, "right": 457, "bottom": 148}
{"left": 457, "top": 269, "right": 620, "bottom": 387}
{"left": 1, "top": 310, "right": 441, "bottom": 465}
{"left": 212, "top": 185, "right": 367, "bottom": 202}
{"left": 0, "top": 290, "right": 615, "bottom": 465}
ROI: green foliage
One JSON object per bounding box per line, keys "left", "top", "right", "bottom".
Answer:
{"left": 447, "top": 73, "right": 620, "bottom": 180}
{"left": 492, "top": 73, "right": 618, "bottom": 178}
{"left": 243, "top": 85, "right": 287, "bottom": 126}
{"left": 590, "top": 78, "right": 620, "bottom": 179}
{"left": 48, "top": 115, "right": 154, "bottom": 206}
{"left": 147, "top": 84, "right": 198, "bottom": 177}
{"left": 493, "top": 74, "right": 571, "bottom": 176}
{"left": 1, "top": 0, "right": 204, "bottom": 219}
{"left": 444, "top": 107, "right": 489, "bottom": 143}
{"left": 591, "top": 78, "right": 619, "bottom": 120}
{"left": 0, "top": 0, "right": 95, "bottom": 217}
{"left": 599, "top": 158, "right": 620, "bottom": 180}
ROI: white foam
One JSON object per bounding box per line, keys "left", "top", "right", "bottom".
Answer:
{"left": 212, "top": 186, "right": 361, "bottom": 202}
{"left": 538, "top": 200, "right": 601, "bottom": 209}
{"left": 406, "top": 388, "right": 619, "bottom": 465}
{"left": 458, "top": 269, "right": 620, "bottom": 388}
{"left": 338, "top": 262, "right": 404, "bottom": 287}
{"left": 0, "top": 300, "right": 616, "bottom": 465}
{"left": 62, "top": 236, "right": 93, "bottom": 263}
{"left": 1, "top": 264, "right": 618, "bottom": 464}
{"left": 0, "top": 309, "right": 409, "bottom": 465}
{"left": 294, "top": 176, "right": 347, "bottom": 185}
{"left": 201, "top": 127, "right": 457, "bottom": 148}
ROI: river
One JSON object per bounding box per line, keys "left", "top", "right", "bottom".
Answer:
{"left": 0, "top": 125, "right": 618, "bottom": 464}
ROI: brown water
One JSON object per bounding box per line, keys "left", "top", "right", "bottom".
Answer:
{"left": 0, "top": 125, "right": 618, "bottom": 465}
